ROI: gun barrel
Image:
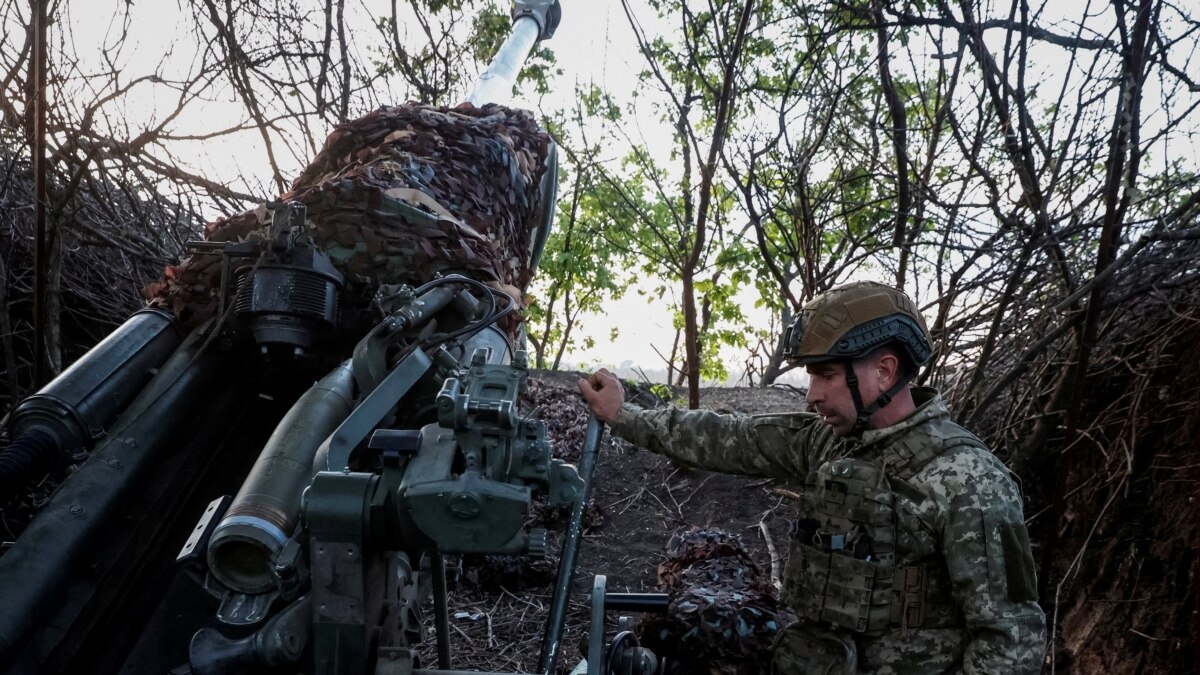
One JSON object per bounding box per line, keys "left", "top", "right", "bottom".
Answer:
{"left": 466, "top": 16, "right": 540, "bottom": 106}
{"left": 207, "top": 361, "right": 355, "bottom": 594}
{"left": 466, "top": 0, "right": 560, "bottom": 106}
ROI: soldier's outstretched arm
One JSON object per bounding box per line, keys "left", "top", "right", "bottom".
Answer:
{"left": 577, "top": 368, "right": 834, "bottom": 478}
{"left": 935, "top": 450, "right": 1047, "bottom": 673}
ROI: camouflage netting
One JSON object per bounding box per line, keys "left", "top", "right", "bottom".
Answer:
{"left": 638, "top": 528, "right": 781, "bottom": 674}
{"left": 144, "top": 103, "right": 552, "bottom": 328}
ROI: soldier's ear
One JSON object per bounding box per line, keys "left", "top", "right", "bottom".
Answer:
{"left": 874, "top": 350, "right": 901, "bottom": 389}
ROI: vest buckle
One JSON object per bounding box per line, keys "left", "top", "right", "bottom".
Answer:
{"left": 893, "top": 565, "right": 927, "bottom": 631}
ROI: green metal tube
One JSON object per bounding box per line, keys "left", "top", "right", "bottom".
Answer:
{"left": 539, "top": 416, "right": 604, "bottom": 675}
{"left": 0, "top": 309, "right": 181, "bottom": 496}
{"left": 432, "top": 552, "right": 452, "bottom": 669}
{"left": 207, "top": 361, "right": 355, "bottom": 594}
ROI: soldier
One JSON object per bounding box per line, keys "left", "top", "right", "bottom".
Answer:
{"left": 578, "top": 281, "right": 1046, "bottom": 674}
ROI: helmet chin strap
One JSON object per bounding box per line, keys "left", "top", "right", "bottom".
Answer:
{"left": 842, "top": 361, "right": 912, "bottom": 436}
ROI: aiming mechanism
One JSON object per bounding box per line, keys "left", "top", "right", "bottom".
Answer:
{"left": 183, "top": 198, "right": 591, "bottom": 674}
{"left": 0, "top": 1, "right": 672, "bottom": 673}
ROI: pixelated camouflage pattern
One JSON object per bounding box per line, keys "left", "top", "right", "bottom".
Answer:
{"left": 610, "top": 388, "right": 1046, "bottom": 674}
{"left": 785, "top": 456, "right": 907, "bottom": 636}
{"left": 145, "top": 103, "right": 550, "bottom": 328}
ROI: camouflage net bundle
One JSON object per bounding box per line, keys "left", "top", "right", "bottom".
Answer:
{"left": 144, "top": 103, "right": 552, "bottom": 328}
{"left": 638, "top": 529, "right": 781, "bottom": 674}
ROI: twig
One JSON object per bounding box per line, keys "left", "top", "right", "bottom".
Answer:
{"left": 1024, "top": 473, "right": 1104, "bottom": 523}
{"left": 604, "top": 486, "right": 645, "bottom": 515}
{"left": 677, "top": 474, "right": 716, "bottom": 511}
{"left": 500, "top": 586, "right": 544, "bottom": 611}
{"left": 663, "top": 478, "right": 684, "bottom": 518}
{"left": 1050, "top": 474, "right": 1125, "bottom": 675}
{"left": 758, "top": 519, "right": 783, "bottom": 591}
{"left": 484, "top": 597, "right": 501, "bottom": 648}
{"left": 1129, "top": 628, "right": 1167, "bottom": 642}
{"left": 644, "top": 487, "right": 682, "bottom": 521}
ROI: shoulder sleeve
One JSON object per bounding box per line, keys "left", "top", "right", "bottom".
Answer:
{"left": 610, "top": 403, "right": 836, "bottom": 479}
{"left": 926, "top": 447, "right": 1047, "bottom": 674}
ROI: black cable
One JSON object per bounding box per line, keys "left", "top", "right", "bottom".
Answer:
{"left": 373, "top": 275, "right": 518, "bottom": 358}
{"left": 418, "top": 278, "right": 516, "bottom": 348}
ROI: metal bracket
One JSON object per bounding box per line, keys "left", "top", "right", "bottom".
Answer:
{"left": 176, "top": 495, "right": 231, "bottom": 564}
{"left": 587, "top": 575, "right": 606, "bottom": 675}
{"left": 215, "top": 588, "right": 276, "bottom": 626}
{"left": 321, "top": 347, "right": 433, "bottom": 472}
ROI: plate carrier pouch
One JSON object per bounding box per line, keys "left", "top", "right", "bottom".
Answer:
{"left": 770, "top": 622, "right": 858, "bottom": 675}
{"left": 781, "top": 432, "right": 978, "bottom": 636}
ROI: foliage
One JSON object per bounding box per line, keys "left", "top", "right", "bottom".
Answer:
{"left": 0, "top": 0, "right": 515, "bottom": 396}
{"left": 560, "top": 0, "right": 762, "bottom": 405}
{"left": 525, "top": 153, "right": 635, "bottom": 370}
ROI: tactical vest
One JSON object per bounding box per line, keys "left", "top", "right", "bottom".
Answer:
{"left": 780, "top": 430, "right": 982, "bottom": 636}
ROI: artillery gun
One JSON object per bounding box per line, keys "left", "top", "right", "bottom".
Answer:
{"left": 0, "top": 2, "right": 675, "bottom": 673}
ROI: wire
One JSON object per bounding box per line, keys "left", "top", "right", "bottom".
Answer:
{"left": 416, "top": 276, "right": 517, "bottom": 348}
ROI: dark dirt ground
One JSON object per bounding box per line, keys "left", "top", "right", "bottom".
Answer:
{"left": 419, "top": 370, "right": 807, "bottom": 673}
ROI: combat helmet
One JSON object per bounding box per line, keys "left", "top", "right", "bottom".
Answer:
{"left": 783, "top": 281, "right": 932, "bottom": 433}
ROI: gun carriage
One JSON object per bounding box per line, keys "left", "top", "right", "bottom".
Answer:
{"left": 0, "top": 3, "right": 675, "bottom": 674}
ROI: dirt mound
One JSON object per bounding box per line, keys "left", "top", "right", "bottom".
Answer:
{"left": 1036, "top": 313, "right": 1200, "bottom": 674}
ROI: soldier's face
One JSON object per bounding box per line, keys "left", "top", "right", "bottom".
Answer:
{"left": 806, "top": 354, "right": 899, "bottom": 435}
{"left": 804, "top": 361, "right": 858, "bottom": 436}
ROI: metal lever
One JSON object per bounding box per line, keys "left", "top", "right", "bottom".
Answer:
{"left": 539, "top": 415, "right": 604, "bottom": 675}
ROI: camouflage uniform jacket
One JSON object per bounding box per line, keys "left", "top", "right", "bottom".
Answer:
{"left": 610, "top": 388, "right": 1046, "bottom": 674}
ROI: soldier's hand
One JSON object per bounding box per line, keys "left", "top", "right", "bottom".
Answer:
{"left": 577, "top": 368, "right": 624, "bottom": 423}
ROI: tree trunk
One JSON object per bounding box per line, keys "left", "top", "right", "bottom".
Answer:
{"left": 682, "top": 272, "right": 700, "bottom": 408}
{"left": 0, "top": 256, "right": 20, "bottom": 403}
{"left": 1034, "top": 0, "right": 1154, "bottom": 607}
{"left": 760, "top": 305, "right": 792, "bottom": 386}
{"left": 46, "top": 220, "right": 61, "bottom": 375}
{"left": 680, "top": 0, "right": 756, "bottom": 408}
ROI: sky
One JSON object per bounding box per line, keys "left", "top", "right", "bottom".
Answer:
{"left": 54, "top": 0, "right": 759, "bottom": 382}
{"left": 46, "top": 0, "right": 1200, "bottom": 384}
